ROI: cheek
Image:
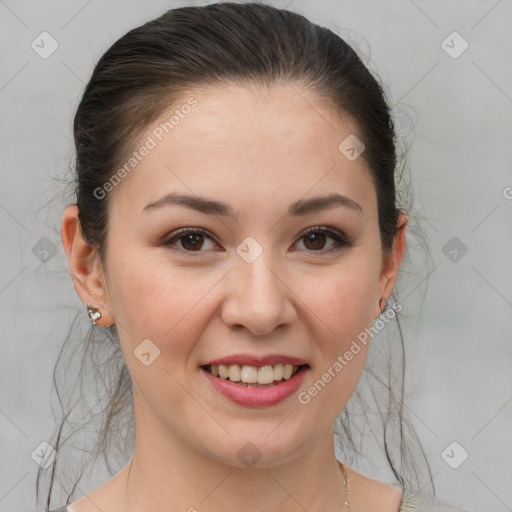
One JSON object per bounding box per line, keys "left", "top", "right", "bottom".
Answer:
{"left": 106, "top": 249, "right": 220, "bottom": 357}
{"left": 297, "top": 258, "right": 379, "bottom": 342}
{"left": 294, "top": 270, "right": 377, "bottom": 419}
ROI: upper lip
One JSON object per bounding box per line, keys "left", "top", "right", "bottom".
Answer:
{"left": 201, "top": 354, "right": 309, "bottom": 367}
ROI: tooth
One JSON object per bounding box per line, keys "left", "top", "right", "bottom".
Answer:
{"left": 282, "top": 364, "right": 293, "bottom": 379}
{"left": 212, "top": 363, "right": 303, "bottom": 383}
{"left": 273, "top": 363, "right": 283, "bottom": 380}
{"left": 228, "top": 364, "right": 241, "bottom": 382}
{"left": 241, "top": 365, "right": 258, "bottom": 383}
{"left": 257, "top": 365, "right": 275, "bottom": 384}
{"left": 218, "top": 364, "right": 229, "bottom": 379}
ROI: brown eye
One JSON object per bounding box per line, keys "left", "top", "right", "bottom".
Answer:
{"left": 180, "top": 232, "right": 205, "bottom": 251}
{"left": 162, "top": 226, "right": 350, "bottom": 255}
{"left": 295, "top": 227, "right": 351, "bottom": 253}
{"left": 303, "top": 231, "right": 327, "bottom": 251}
{"left": 163, "top": 228, "right": 218, "bottom": 253}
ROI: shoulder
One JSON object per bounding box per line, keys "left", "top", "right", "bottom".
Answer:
{"left": 400, "top": 490, "right": 471, "bottom": 512}
{"left": 343, "top": 464, "right": 402, "bottom": 510}
{"left": 344, "top": 465, "right": 469, "bottom": 512}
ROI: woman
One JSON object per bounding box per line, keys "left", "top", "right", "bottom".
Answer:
{"left": 41, "top": 3, "right": 469, "bottom": 511}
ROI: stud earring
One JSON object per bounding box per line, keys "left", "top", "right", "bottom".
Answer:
{"left": 379, "top": 297, "right": 388, "bottom": 314}
{"left": 86, "top": 304, "right": 102, "bottom": 325}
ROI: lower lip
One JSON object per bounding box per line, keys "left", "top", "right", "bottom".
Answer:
{"left": 201, "top": 365, "right": 308, "bottom": 407}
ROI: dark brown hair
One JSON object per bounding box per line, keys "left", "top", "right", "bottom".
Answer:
{"left": 38, "top": 3, "right": 431, "bottom": 510}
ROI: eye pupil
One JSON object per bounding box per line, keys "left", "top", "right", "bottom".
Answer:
{"left": 304, "top": 232, "right": 326, "bottom": 250}
{"left": 182, "top": 234, "right": 203, "bottom": 251}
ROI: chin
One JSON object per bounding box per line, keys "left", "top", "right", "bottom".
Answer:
{"left": 197, "top": 426, "right": 316, "bottom": 470}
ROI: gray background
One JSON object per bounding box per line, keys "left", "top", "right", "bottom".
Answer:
{"left": 1, "top": 1, "right": 511, "bottom": 511}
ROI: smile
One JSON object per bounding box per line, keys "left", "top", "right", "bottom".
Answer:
{"left": 202, "top": 363, "right": 302, "bottom": 387}
{"left": 200, "top": 364, "right": 310, "bottom": 407}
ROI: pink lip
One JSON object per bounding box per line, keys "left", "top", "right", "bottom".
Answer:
{"left": 201, "top": 365, "right": 309, "bottom": 407}
{"left": 201, "top": 354, "right": 308, "bottom": 367}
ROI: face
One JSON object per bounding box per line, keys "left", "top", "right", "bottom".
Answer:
{"left": 67, "top": 83, "right": 405, "bottom": 469}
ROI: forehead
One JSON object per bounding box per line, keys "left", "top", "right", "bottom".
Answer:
{"left": 164, "top": 82, "right": 357, "bottom": 155}
{"left": 109, "top": 82, "right": 376, "bottom": 218}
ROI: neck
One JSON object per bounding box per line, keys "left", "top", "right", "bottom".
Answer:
{"left": 123, "top": 410, "right": 348, "bottom": 512}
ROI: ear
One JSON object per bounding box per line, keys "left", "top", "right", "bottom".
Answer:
{"left": 374, "top": 211, "right": 408, "bottom": 318}
{"left": 61, "top": 204, "right": 114, "bottom": 326}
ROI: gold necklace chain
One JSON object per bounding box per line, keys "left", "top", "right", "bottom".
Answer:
{"left": 339, "top": 461, "right": 351, "bottom": 511}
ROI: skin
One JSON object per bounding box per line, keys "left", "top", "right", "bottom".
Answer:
{"left": 61, "top": 83, "right": 408, "bottom": 512}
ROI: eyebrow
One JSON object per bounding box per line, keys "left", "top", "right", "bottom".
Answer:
{"left": 142, "top": 192, "right": 364, "bottom": 218}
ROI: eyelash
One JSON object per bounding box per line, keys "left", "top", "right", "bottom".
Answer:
{"left": 161, "top": 226, "right": 352, "bottom": 256}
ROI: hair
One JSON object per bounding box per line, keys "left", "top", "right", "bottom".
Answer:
{"left": 37, "top": 2, "right": 433, "bottom": 510}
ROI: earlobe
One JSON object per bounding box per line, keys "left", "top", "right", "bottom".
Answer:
{"left": 61, "top": 204, "right": 113, "bottom": 326}
{"left": 374, "top": 211, "right": 408, "bottom": 318}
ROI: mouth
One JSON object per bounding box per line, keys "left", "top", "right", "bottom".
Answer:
{"left": 201, "top": 363, "right": 309, "bottom": 388}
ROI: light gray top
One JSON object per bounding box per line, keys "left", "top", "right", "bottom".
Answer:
{"left": 49, "top": 489, "right": 471, "bottom": 511}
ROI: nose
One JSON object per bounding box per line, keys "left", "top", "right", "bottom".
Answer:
{"left": 220, "top": 251, "right": 297, "bottom": 336}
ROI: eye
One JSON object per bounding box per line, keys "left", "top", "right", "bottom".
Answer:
{"left": 161, "top": 226, "right": 351, "bottom": 255}
{"left": 294, "top": 227, "right": 351, "bottom": 253}
{"left": 162, "top": 228, "right": 219, "bottom": 253}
